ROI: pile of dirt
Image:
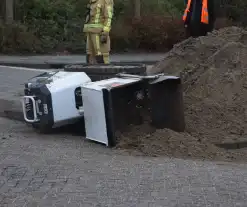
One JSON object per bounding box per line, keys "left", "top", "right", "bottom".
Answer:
{"left": 116, "top": 26, "right": 247, "bottom": 162}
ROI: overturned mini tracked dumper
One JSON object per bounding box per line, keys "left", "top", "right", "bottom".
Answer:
{"left": 22, "top": 64, "right": 185, "bottom": 147}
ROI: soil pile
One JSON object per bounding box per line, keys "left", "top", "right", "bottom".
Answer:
{"left": 117, "top": 27, "right": 247, "bottom": 162}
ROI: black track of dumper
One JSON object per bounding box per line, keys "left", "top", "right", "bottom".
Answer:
{"left": 64, "top": 63, "right": 147, "bottom": 81}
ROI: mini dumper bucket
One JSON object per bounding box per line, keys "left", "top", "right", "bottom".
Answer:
{"left": 81, "top": 73, "right": 185, "bottom": 147}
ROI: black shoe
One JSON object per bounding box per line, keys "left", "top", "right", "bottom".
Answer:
{"left": 95, "top": 55, "right": 104, "bottom": 64}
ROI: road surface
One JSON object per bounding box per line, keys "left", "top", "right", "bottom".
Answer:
{"left": 0, "top": 65, "right": 247, "bottom": 206}
{"left": 1, "top": 117, "right": 247, "bottom": 206}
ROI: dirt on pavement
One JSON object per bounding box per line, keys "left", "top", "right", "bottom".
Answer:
{"left": 116, "top": 26, "right": 247, "bottom": 162}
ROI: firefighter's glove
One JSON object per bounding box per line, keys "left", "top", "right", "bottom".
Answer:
{"left": 100, "top": 33, "right": 108, "bottom": 44}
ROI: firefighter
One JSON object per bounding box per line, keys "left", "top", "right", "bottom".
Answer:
{"left": 83, "top": 0, "right": 114, "bottom": 64}
{"left": 183, "top": 0, "right": 215, "bottom": 37}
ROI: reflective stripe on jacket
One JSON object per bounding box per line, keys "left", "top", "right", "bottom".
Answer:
{"left": 83, "top": 0, "right": 113, "bottom": 33}
{"left": 183, "top": 0, "right": 209, "bottom": 24}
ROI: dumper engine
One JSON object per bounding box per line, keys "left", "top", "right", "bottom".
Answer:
{"left": 22, "top": 71, "right": 91, "bottom": 132}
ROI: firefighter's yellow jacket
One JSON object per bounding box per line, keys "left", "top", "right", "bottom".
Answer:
{"left": 83, "top": 0, "right": 114, "bottom": 34}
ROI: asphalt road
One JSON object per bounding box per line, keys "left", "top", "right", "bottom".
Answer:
{"left": 1, "top": 65, "right": 247, "bottom": 206}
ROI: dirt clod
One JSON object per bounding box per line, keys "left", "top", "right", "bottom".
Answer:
{"left": 117, "top": 27, "right": 247, "bottom": 162}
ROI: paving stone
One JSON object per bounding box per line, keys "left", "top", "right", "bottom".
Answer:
{"left": 0, "top": 91, "right": 247, "bottom": 207}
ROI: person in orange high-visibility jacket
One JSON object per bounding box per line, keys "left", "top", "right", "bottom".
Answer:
{"left": 183, "top": 0, "right": 215, "bottom": 37}
{"left": 83, "top": 0, "right": 114, "bottom": 64}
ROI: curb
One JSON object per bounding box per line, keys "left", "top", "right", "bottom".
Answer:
{"left": 0, "top": 62, "right": 52, "bottom": 69}
{"left": 0, "top": 61, "right": 157, "bottom": 69}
